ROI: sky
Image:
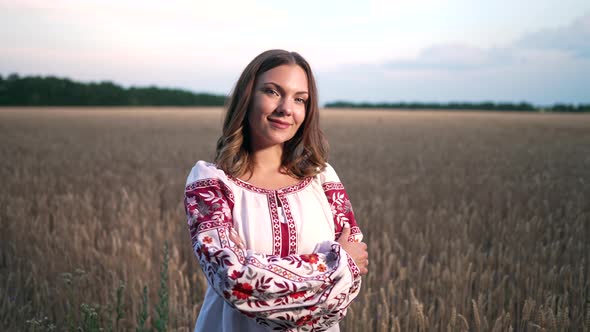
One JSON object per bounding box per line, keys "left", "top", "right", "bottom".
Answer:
{"left": 1, "top": 0, "right": 589, "bottom": 105}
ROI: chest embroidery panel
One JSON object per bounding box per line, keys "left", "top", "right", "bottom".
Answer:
{"left": 228, "top": 177, "right": 314, "bottom": 257}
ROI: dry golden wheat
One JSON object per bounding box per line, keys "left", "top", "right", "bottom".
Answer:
{"left": 1, "top": 107, "right": 589, "bottom": 331}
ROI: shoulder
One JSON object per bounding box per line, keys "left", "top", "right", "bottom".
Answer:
{"left": 185, "top": 160, "right": 230, "bottom": 186}
{"left": 317, "top": 162, "right": 342, "bottom": 184}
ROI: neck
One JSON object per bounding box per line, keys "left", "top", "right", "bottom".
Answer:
{"left": 250, "top": 144, "right": 284, "bottom": 174}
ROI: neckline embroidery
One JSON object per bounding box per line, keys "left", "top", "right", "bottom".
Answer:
{"left": 227, "top": 175, "right": 313, "bottom": 194}
{"left": 226, "top": 174, "right": 305, "bottom": 256}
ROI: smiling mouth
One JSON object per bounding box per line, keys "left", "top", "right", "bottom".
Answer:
{"left": 268, "top": 118, "right": 291, "bottom": 129}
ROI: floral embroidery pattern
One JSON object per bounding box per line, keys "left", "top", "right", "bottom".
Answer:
{"left": 232, "top": 282, "right": 254, "bottom": 300}
{"left": 322, "top": 182, "right": 362, "bottom": 243}
{"left": 185, "top": 178, "right": 362, "bottom": 331}
{"left": 301, "top": 254, "right": 319, "bottom": 264}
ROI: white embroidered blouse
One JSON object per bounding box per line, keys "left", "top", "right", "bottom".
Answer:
{"left": 184, "top": 161, "right": 363, "bottom": 331}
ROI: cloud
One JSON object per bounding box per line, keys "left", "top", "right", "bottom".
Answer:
{"left": 317, "top": 12, "right": 590, "bottom": 104}
{"left": 382, "top": 11, "right": 590, "bottom": 72}
{"left": 385, "top": 44, "right": 519, "bottom": 71}
{"left": 516, "top": 12, "right": 590, "bottom": 58}
{"left": 369, "top": 0, "right": 445, "bottom": 18}
{"left": 318, "top": 49, "right": 590, "bottom": 105}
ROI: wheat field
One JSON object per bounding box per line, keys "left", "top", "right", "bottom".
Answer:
{"left": 1, "top": 107, "right": 589, "bottom": 331}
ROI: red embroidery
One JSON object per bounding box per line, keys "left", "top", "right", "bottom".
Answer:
{"left": 227, "top": 175, "right": 312, "bottom": 194}
{"left": 289, "top": 290, "right": 307, "bottom": 299}
{"left": 185, "top": 178, "right": 234, "bottom": 237}
{"left": 346, "top": 254, "right": 361, "bottom": 292}
{"left": 185, "top": 174, "right": 362, "bottom": 330}
{"left": 322, "top": 181, "right": 362, "bottom": 242}
{"left": 229, "top": 270, "right": 244, "bottom": 280}
{"left": 278, "top": 193, "right": 298, "bottom": 255}
{"left": 295, "top": 314, "right": 318, "bottom": 326}
{"left": 227, "top": 176, "right": 304, "bottom": 257}
{"left": 280, "top": 222, "right": 290, "bottom": 257}
{"left": 300, "top": 253, "right": 319, "bottom": 264}
{"left": 232, "top": 282, "right": 254, "bottom": 300}
{"left": 267, "top": 192, "right": 283, "bottom": 256}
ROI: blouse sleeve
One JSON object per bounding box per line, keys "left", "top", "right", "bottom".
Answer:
{"left": 319, "top": 164, "right": 363, "bottom": 243}
{"left": 184, "top": 161, "right": 361, "bottom": 331}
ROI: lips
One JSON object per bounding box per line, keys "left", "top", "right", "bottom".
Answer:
{"left": 268, "top": 117, "right": 292, "bottom": 129}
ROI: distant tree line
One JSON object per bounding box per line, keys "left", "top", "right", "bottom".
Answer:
{"left": 325, "top": 101, "right": 590, "bottom": 113}
{"left": 0, "top": 74, "right": 227, "bottom": 106}
{"left": 2, "top": 73, "right": 588, "bottom": 112}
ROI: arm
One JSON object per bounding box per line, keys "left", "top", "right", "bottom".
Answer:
{"left": 320, "top": 165, "right": 363, "bottom": 243}
{"left": 185, "top": 177, "right": 361, "bottom": 331}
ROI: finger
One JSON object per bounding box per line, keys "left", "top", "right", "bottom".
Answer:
{"left": 229, "top": 229, "right": 244, "bottom": 249}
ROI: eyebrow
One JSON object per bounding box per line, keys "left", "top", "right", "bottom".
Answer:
{"left": 262, "top": 82, "right": 308, "bottom": 95}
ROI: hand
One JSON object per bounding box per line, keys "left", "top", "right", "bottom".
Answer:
{"left": 337, "top": 227, "right": 368, "bottom": 275}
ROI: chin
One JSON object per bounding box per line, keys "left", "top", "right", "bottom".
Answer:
{"left": 269, "top": 132, "right": 296, "bottom": 143}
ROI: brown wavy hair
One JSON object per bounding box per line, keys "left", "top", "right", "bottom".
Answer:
{"left": 215, "top": 49, "right": 328, "bottom": 179}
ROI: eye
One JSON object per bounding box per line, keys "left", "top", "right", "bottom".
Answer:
{"left": 264, "top": 88, "right": 279, "bottom": 97}
{"left": 295, "top": 97, "right": 307, "bottom": 104}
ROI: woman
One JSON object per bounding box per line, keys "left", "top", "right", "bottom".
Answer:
{"left": 184, "top": 49, "right": 369, "bottom": 331}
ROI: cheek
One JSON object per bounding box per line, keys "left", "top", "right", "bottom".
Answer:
{"left": 296, "top": 108, "right": 306, "bottom": 125}
{"left": 253, "top": 94, "right": 274, "bottom": 113}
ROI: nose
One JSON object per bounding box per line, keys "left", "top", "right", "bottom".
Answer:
{"left": 276, "top": 97, "right": 293, "bottom": 116}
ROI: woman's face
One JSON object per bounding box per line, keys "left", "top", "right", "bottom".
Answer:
{"left": 248, "top": 64, "right": 308, "bottom": 151}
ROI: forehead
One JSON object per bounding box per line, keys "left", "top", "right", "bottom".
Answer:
{"left": 256, "top": 65, "right": 308, "bottom": 92}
